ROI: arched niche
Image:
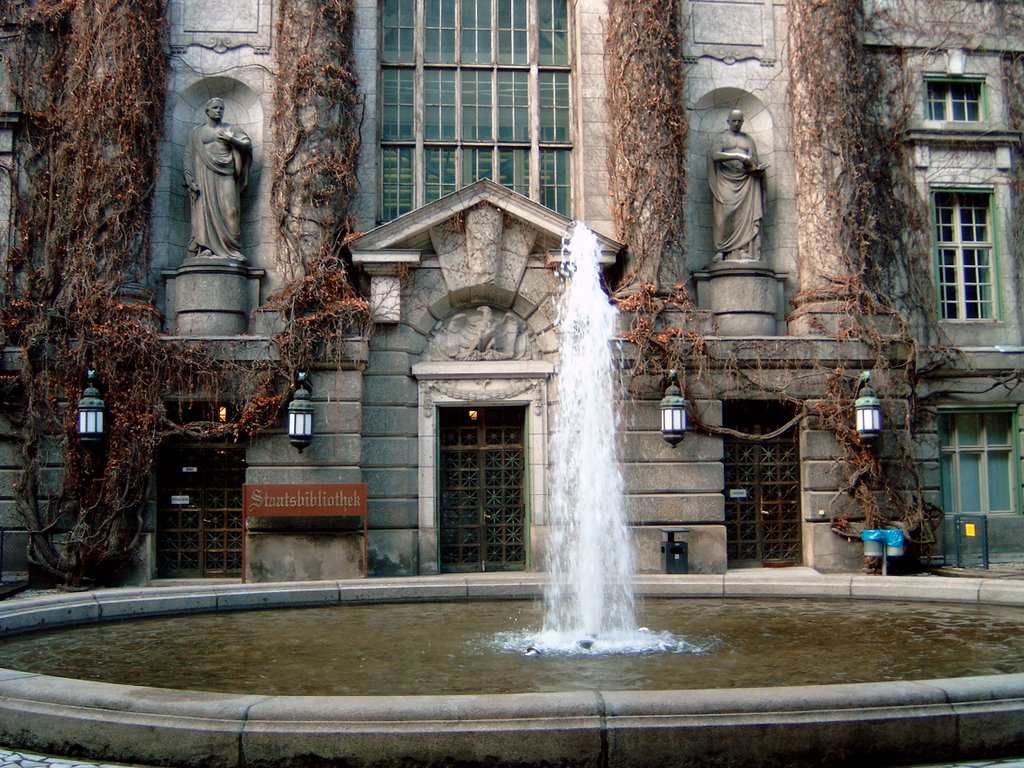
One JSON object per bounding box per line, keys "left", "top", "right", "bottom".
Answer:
{"left": 689, "top": 89, "right": 777, "bottom": 269}
{"left": 154, "top": 77, "right": 265, "bottom": 276}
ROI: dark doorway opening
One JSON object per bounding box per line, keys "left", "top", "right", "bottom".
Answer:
{"left": 156, "top": 441, "right": 246, "bottom": 578}
{"left": 438, "top": 406, "right": 527, "bottom": 572}
{"left": 723, "top": 401, "right": 802, "bottom": 567}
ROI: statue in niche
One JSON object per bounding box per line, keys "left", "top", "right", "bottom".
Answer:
{"left": 707, "top": 109, "right": 767, "bottom": 261}
{"left": 428, "top": 307, "right": 531, "bottom": 361}
{"left": 183, "top": 97, "right": 253, "bottom": 260}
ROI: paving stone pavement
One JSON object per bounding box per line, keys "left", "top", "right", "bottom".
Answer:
{"left": 0, "top": 748, "right": 148, "bottom": 767}
{"left": 3, "top": 748, "right": 1024, "bottom": 768}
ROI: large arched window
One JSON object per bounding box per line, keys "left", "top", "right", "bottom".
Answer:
{"left": 380, "top": 0, "right": 571, "bottom": 221}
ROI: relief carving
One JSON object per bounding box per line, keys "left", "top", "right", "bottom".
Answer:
{"left": 427, "top": 307, "right": 533, "bottom": 361}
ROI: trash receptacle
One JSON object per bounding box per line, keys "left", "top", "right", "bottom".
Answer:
{"left": 660, "top": 528, "right": 689, "bottom": 574}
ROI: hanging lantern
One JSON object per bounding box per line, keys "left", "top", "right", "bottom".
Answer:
{"left": 287, "top": 372, "right": 314, "bottom": 453}
{"left": 855, "top": 371, "right": 883, "bottom": 443}
{"left": 660, "top": 379, "right": 689, "bottom": 447}
{"left": 77, "top": 370, "right": 106, "bottom": 442}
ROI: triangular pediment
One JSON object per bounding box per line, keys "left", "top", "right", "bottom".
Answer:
{"left": 349, "top": 179, "right": 622, "bottom": 261}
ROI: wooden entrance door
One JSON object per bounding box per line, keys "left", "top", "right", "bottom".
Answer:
{"left": 438, "top": 407, "right": 527, "bottom": 572}
{"left": 156, "top": 443, "right": 246, "bottom": 577}
{"left": 724, "top": 403, "right": 802, "bottom": 566}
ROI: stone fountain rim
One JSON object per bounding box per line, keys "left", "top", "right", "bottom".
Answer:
{"left": 1, "top": 572, "right": 1023, "bottom": 768}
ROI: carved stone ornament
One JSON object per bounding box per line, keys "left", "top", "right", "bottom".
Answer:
{"left": 427, "top": 307, "right": 534, "bottom": 362}
{"left": 429, "top": 204, "right": 536, "bottom": 304}
{"left": 169, "top": 0, "right": 273, "bottom": 54}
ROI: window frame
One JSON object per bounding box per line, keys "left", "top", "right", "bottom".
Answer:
{"left": 378, "top": 0, "right": 573, "bottom": 222}
{"left": 931, "top": 187, "right": 1000, "bottom": 322}
{"left": 938, "top": 409, "right": 1020, "bottom": 516}
{"left": 924, "top": 76, "right": 987, "bottom": 123}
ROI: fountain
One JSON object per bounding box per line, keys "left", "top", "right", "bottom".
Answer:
{"left": 2, "top": 230, "right": 1024, "bottom": 767}
{"left": 537, "top": 223, "right": 639, "bottom": 651}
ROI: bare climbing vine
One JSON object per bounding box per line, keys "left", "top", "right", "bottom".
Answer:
{"left": 1, "top": 0, "right": 369, "bottom": 586}
{"left": 605, "top": 0, "right": 689, "bottom": 294}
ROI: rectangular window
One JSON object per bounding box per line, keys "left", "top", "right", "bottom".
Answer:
{"left": 424, "top": 148, "right": 457, "bottom": 202}
{"left": 940, "top": 412, "right": 1016, "bottom": 515}
{"left": 462, "top": 70, "right": 493, "bottom": 142}
{"left": 464, "top": 147, "right": 495, "bottom": 184}
{"left": 926, "top": 79, "right": 984, "bottom": 122}
{"left": 539, "top": 71, "right": 570, "bottom": 143}
{"left": 381, "top": 69, "right": 414, "bottom": 141}
{"left": 499, "top": 149, "right": 530, "bottom": 197}
{"left": 934, "top": 190, "right": 995, "bottom": 320}
{"left": 461, "top": 0, "right": 492, "bottom": 64}
{"left": 424, "top": 0, "right": 456, "bottom": 64}
{"left": 382, "top": 0, "right": 415, "bottom": 64}
{"left": 540, "top": 149, "right": 571, "bottom": 215}
{"left": 497, "top": 70, "right": 529, "bottom": 142}
{"left": 380, "top": 0, "right": 571, "bottom": 220}
{"left": 424, "top": 69, "right": 457, "bottom": 141}
{"left": 497, "top": 0, "right": 529, "bottom": 65}
{"left": 538, "top": 0, "right": 569, "bottom": 65}
{"left": 381, "top": 147, "right": 415, "bottom": 221}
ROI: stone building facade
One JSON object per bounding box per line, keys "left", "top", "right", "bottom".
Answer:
{"left": 1, "top": 0, "right": 1023, "bottom": 581}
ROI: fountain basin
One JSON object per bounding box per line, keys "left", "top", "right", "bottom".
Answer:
{"left": 1, "top": 572, "right": 1023, "bottom": 768}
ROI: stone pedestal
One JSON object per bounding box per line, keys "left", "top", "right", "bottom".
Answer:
{"left": 698, "top": 259, "right": 779, "bottom": 336}
{"left": 168, "top": 256, "right": 257, "bottom": 335}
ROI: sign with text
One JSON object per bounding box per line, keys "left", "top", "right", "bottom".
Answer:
{"left": 243, "top": 483, "right": 368, "bottom": 518}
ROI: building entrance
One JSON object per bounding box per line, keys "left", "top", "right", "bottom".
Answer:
{"left": 723, "top": 402, "right": 802, "bottom": 566}
{"left": 438, "top": 406, "right": 527, "bottom": 572}
{"left": 156, "top": 442, "right": 246, "bottom": 577}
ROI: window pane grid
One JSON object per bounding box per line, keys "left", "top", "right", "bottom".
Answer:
{"left": 464, "top": 147, "right": 495, "bottom": 184}
{"left": 381, "top": 147, "right": 415, "bottom": 220}
{"left": 424, "top": 69, "right": 457, "bottom": 141}
{"left": 380, "top": 0, "right": 572, "bottom": 220}
{"left": 540, "top": 149, "right": 570, "bottom": 215}
{"left": 381, "top": 69, "right": 414, "bottom": 141}
{"left": 926, "top": 80, "right": 983, "bottom": 122}
{"left": 499, "top": 149, "right": 530, "bottom": 197}
{"left": 934, "top": 191, "right": 994, "bottom": 320}
{"left": 382, "top": 0, "right": 415, "bottom": 63}
{"left": 497, "top": 0, "right": 529, "bottom": 65}
{"left": 539, "top": 71, "right": 570, "bottom": 142}
{"left": 538, "top": 0, "right": 569, "bottom": 65}
{"left": 461, "top": 0, "right": 492, "bottom": 63}
{"left": 497, "top": 70, "right": 530, "bottom": 142}
{"left": 424, "top": 0, "right": 456, "bottom": 63}
{"left": 940, "top": 412, "right": 1016, "bottom": 515}
{"left": 462, "top": 70, "right": 493, "bottom": 142}
{"left": 424, "top": 148, "right": 457, "bottom": 202}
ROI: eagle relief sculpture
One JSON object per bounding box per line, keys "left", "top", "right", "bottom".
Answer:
{"left": 428, "top": 307, "right": 532, "bottom": 361}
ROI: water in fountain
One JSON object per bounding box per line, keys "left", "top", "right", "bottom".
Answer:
{"left": 516, "top": 223, "right": 690, "bottom": 656}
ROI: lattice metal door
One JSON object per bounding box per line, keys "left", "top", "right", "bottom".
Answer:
{"left": 157, "top": 443, "right": 246, "bottom": 577}
{"left": 724, "top": 433, "right": 802, "bottom": 565}
{"left": 438, "top": 407, "right": 526, "bottom": 572}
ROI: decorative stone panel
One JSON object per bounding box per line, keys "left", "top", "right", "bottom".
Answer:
{"left": 430, "top": 204, "right": 537, "bottom": 308}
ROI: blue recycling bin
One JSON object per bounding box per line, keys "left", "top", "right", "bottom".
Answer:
{"left": 861, "top": 529, "right": 904, "bottom": 557}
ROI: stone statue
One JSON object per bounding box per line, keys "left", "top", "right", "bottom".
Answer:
{"left": 707, "top": 109, "right": 767, "bottom": 260}
{"left": 183, "top": 97, "right": 252, "bottom": 260}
